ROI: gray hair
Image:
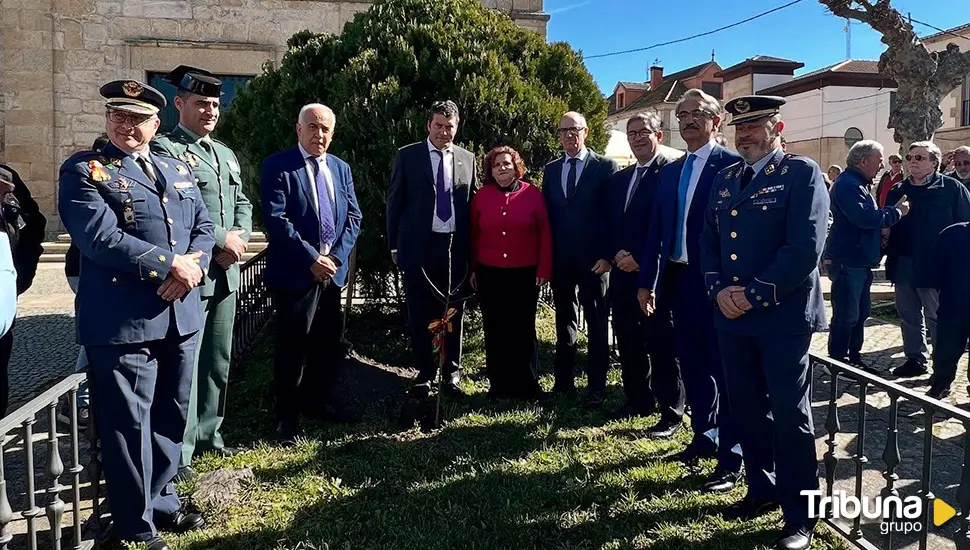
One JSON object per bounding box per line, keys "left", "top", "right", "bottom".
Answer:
{"left": 298, "top": 103, "right": 336, "bottom": 125}
{"left": 910, "top": 140, "right": 942, "bottom": 168}
{"left": 628, "top": 112, "right": 662, "bottom": 133}
{"left": 676, "top": 88, "right": 722, "bottom": 117}
{"left": 430, "top": 100, "right": 460, "bottom": 121}
{"left": 953, "top": 145, "right": 970, "bottom": 156}
{"left": 846, "top": 140, "right": 884, "bottom": 169}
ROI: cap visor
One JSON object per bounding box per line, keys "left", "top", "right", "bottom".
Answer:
{"left": 728, "top": 113, "right": 776, "bottom": 126}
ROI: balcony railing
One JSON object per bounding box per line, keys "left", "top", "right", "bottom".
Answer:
{"left": 0, "top": 249, "right": 273, "bottom": 549}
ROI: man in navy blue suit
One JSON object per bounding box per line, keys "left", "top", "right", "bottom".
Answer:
{"left": 605, "top": 112, "right": 684, "bottom": 422}
{"left": 543, "top": 111, "right": 619, "bottom": 409}
{"left": 638, "top": 89, "right": 743, "bottom": 492}
{"left": 261, "top": 103, "right": 363, "bottom": 445}
{"left": 701, "top": 96, "right": 829, "bottom": 550}
{"left": 59, "top": 80, "right": 212, "bottom": 550}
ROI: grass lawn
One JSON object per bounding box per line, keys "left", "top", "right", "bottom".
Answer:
{"left": 164, "top": 303, "right": 849, "bottom": 550}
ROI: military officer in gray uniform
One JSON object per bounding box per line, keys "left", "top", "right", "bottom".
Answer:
{"left": 58, "top": 80, "right": 213, "bottom": 550}
{"left": 700, "top": 96, "right": 829, "bottom": 550}
{"left": 151, "top": 65, "right": 252, "bottom": 480}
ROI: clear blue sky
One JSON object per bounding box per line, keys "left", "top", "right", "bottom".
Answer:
{"left": 545, "top": 0, "right": 970, "bottom": 94}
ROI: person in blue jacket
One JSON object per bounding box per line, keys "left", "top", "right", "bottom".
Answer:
{"left": 825, "top": 140, "right": 909, "bottom": 372}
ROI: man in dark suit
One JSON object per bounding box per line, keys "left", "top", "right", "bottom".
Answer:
{"left": 701, "top": 96, "right": 829, "bottom": 550}
{"left": 59, "top": 80, "right": 212, "bottom": 550}
{"left": 543, "top": 111, "right": 619, "bottom": 409}
{"left": 261, "top": 103, "right": 363, "bottom": 444}
{"left": 387, "top": 100, "right": 478, "bottom": 397}
{"left": 605, "top": 112, "right": 683, "bottom": 422}
{"left": 639, "top": 89, "right": 743, "bottom": 493}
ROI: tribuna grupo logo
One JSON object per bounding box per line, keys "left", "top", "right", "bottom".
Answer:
{"left": 802, "top": 490, "right": 957, "bottom": 535}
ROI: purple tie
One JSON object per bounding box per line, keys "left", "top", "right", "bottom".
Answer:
{"left": 311, "top": 157, "right": 336, "bottom": 247}
{"left": 433, "top": 149, "right": 452, "bottom": 222}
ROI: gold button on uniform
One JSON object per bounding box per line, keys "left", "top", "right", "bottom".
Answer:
{"left": 731, "top": 210, "right": 738, "bottom": 216}
{"left": 162, "top": 197, "right": 169, "bottom": 203}
{"left": 732, "top": 276, "right": 739, "bottom": 282}
{"left": 730, "top": 231, "right": 738, "bottom": 239}
{"left": 763, "top": 302, "right": 770, "bottom": 307}
{"left": 756, "top": 295, "right": 762, "bottom": 301}
{"left": 762, "top": 205, "right": 768, "bottom": 211}
{"left": 149, "top": 270, "right": 158, "bottom": 278}
{"left": 158, "top": 255, "right": 166, "bottom": 262}
{"left": 167, "top": 217, "right": 174, "bottom": 224}
{"left": 730, "top": 254, "right": 738, "bottom": 261}
{"left": 171, "top": 240, "right": 177, "bottom": 246}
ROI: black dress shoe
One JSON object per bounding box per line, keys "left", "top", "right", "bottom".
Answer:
{"left": 775, "top": 523, "right": 814, "bottom": 550}
{"left": 145, "top": 536, "right": 170, "bottom": 550}
{"left": 892, "top": 359, "right": 928, "bottom": 378}
{"left": 647, "top": 418, "right": 683, "bottom": 439}
{"left": 609, "top": 404, "right": 656, "bottom": 420}
{"left": 669, "top": 444, "right": 715, "bottom": 464}
{"left": 158, "top": 509, "right": 205, "bottom": 533}
{"left": 173, "top": 466, "right": 197, "bottom": 484}
{"left": 927, "top": 384, "right": 952, "bottom": 401}
{"left": 702, "top": 469, "right": 742, "bottom": 493}
{"left": 721, "top": 495, "right": 781, "bottom": 521}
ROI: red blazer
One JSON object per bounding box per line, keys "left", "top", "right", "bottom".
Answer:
{"left": 470, "top": 181, "right": 552, "bottom": 280}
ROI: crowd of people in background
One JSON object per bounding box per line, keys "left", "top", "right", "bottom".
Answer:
{"left": 0, "top": 66, "right": 968, "bottom": 550}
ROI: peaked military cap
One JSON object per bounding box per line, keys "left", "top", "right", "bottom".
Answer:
{"left": 0, "top": 166, "right": 13, "bottom": 187}
{"left": 725, "top": 95, "right": 786, "bottom": 126}
{"left": 165, "top": 65, "right": 223, "bottom": 97}
{"left": 100, "top": 80, "right": 166, "bottom": 115}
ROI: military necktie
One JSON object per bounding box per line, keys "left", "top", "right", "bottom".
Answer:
{"left": 432, "top": 149, "right": 452, "bottom": 223}
{"left": 566, "top": 157, "right": 578, "bottom": 199}
{"left": 136, "top": 155, "right": 160, "bottom": 192}
{"left": 625, "top": 166, "right": 648, "bottom": 211}
{"left": 740, "top": 165, "right": 755, "bottom": 192}
{"left": 199, "top": 139, "right": 217, "bottom": 168}
{"left": 672, "top": 154, "right": 697, "bottom": 261}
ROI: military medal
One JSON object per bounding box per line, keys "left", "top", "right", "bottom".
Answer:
{"left": 118, "top": 177, "right": 130, "bottom": 191}
{"left": 123, "top": 207, "right": 135, "bottom": 224}
{"left": 719, "top": 188, "right": 731, "bottom": 198}
{"left": 89, "top": 160, "right": 111, "bottom": 182}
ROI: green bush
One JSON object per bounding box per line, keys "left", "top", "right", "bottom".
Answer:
{"left": 221, "top": 0, "right": 607, "bottom": 294}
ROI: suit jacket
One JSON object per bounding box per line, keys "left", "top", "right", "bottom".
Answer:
{"left": 700, "top": 149, "right": 829, "bottom": 335}
{"left": 605, "top": 155, "right": 670, "bottom": 287}
{"left": 639, "top": 145, "right": 742, "bottom": 296}
{"left": 58, "top": 142, "right": 215, "bottom": 345}
{"left": 151, "top": 127, "right": 253, "bottom": 297}
{"left": 0, "top": 163, "right": 46, "bottom": 295}
{"left": 260, "top": 147, "right": 362, "bottom": 289}
{"left": 386, "top": 140, "right": 477, "bottom": 272}
{"left": 542, "top": 149, "right": 619, "bottom": 273}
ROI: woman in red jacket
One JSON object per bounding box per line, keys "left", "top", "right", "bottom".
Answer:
{"left": 471, "top": 146, "right": 552, "bottom": 400}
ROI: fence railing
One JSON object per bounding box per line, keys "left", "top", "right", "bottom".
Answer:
{"left": 0, "top": 249, "right": 273, "bottom": 550}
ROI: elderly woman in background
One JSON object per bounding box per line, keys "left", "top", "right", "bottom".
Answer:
{"left": 884, "top": 141, "right": 970, "bottom": 381}
{"left": 470, "top": 146, "right": 552, "bottom": 400}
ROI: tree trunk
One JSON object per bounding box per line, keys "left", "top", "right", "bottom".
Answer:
{"left": 819, "top": 0, "right": 970, "bottom": 155}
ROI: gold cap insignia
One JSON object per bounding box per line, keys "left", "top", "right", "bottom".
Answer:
{"left": 122, "top": 81, "right": 143, "bottom": 97}
{"left": 735, "top": 99, "right": 750, "bottom": 114}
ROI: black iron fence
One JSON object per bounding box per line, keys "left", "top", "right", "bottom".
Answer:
{"left": 0, "top": 250, "right": 273, "bottom": 550}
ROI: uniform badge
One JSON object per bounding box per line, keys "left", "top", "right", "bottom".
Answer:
{"left": 123, "top": 207, "right": 135, "bottom": 224}
{"left": 174, "top": 181, "right": 194, "bottom": 189}
{"left": 118, "top": 177, "right": 130, "bottom": 191}
{"left": 88, "top": 160, "right": 111, "bottom": 182}
{"left": 176, "top": 165, "right": 187, "bottom": 175}
{"left": 186, "top": 154, "right": 199, "bottom": 168}
{"left": 719, "top": 188, "right": 731, "bottom": 198}
{"left": 781, "top": 166, "right": 789, "bottom": 176}
{"left": 122, "top": 81, "right": 143, "bottom": 97}
{"left": 725, "top": 170, "right": 734, "bottom": 179}
{"left": 765, "top": 164, "right": 776, "bottom": 175}
{"left": 735, "top": 99, "right": 750, "bottom": 114}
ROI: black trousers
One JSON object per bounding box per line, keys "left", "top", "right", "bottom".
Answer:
{"left": 552, "top": 265, "right": 610, "bottom": 393}
{"left": 477, "top": 265, "right": 542, "bottom": 399}
{"left": 931, "top": 304, "right": 970, "bottom": 388}
{"left": 404, "top": 233, "right": 467, "bottom": 384}
{"left": 610, "top": 271, "right": 684, "bottom": 419}
{"left": 272, "top": 280, "right": 342, "bottom": 425}
{"left": 0, "top": 321, "right": 12, "bottom": 416}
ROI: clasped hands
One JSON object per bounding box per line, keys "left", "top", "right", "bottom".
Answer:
{"left": 214, "top": 229, "right": 248, "bottom": 270}
{"left": 613, "top": 250, "right": 638, "bottom": 273}
{"left": 157, "top": 251, "right": 206, "bottom": 301}
{"left": 716, "top": 285, "right": 753, "bottom": 319}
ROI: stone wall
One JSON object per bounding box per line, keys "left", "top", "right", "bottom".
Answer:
{"left": 0, "top": 0, "right": 548, "bottom": 233}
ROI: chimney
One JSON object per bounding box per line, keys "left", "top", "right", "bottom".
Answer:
{"left": 650, "top": 66, "right": 663, "bottom": 89}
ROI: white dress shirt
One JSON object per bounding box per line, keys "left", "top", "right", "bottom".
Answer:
{"left": 0, "top": 232, "right": 16, "bottom": 338}
{"left": 299, "top": 143, "right": 336, "bottom": 255}
{"left": 428, "top": 138, "right": 456, "bottom": 233}
{"left": 672, "top": 140, "right": 717, "bottom": 264}
{"left": 561, "top": 147, "right": 590, "bottom": 195}
{"left": 626, "top": 153, "right": 657, "bottom": 209}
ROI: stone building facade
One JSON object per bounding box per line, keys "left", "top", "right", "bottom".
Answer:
{"left": 0, "top": 0, "right": 548, "bottom": 233}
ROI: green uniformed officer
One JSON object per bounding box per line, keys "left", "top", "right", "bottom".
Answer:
{"left": 151, "top": 65, "right": 252, "bottom": 479}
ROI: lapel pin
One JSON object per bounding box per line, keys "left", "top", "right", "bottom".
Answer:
{"left": 720, "top": 188, "right": 731, "bottom": 198}
{"left": 781, "top": 166, "right": 789, "bottom": 176}
{"left": 765, "top": 164, "right": 776, "bottom": 175}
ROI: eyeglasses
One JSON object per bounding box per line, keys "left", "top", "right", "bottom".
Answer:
{"left": 954, "top": 160, "right": 970, "bottom": 167}
{"left": 905, "top": 153, "right": 933, "bottom": 162}
{"left": 626, "top": 129, "right": 655, "bottom": 140}
{"left": 675, "top": 110, "right": 713, "bottom": 121}
{"left": 557, "top": 127, "right": 586, "bottom": 137}
{"left": 106, "top": 110, "right": 153, "bottom": 126}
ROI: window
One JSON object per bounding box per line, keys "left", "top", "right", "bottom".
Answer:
{"left": 146, "top": 72, "right": 254, "bottom": 135}
{"left": 701, "top": 81, "right": 723, "bottom": 99}
{"left": 844, "top": 127, "right": 863, "bottom": 147}
{"left": 962, "top": 74, "right": 969, "bottom": 127}
{"left": 617, "top": 92, "right": 625, "bottom": 110}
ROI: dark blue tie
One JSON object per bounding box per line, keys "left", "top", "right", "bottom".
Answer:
{"left": 433, "top": 149, "right": 452, "bottom": 222}
{"left": 566, "top": 157, "right": 578, "bottom": 198}
{"left": 626, "top": 166, "right": 648, "bottom": 211}
{"left": 311, "top": 158, "right": 336, "bottom": 248}
{"left": 672, "top": 154, "right": 697, "bottom": 260}
{"left": 740, "top": 165, "right": 755, "bottom": 192}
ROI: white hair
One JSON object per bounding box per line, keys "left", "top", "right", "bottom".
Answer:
{"left": 676, "top": 88, "right": 722, "bottom": 116}
{"left": 298, "top": 103, "right": 336, "bottom": 125}
{"left": 953, "top": 145, "right": 970, "bottom": 156}
{"left": 846, "top": 140, "right": 884, "bottom": 168}
{"left": 910, "top": 140, "right": 942, "bottom": 168}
